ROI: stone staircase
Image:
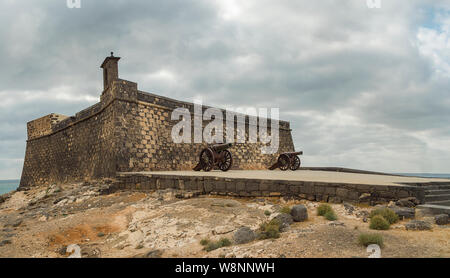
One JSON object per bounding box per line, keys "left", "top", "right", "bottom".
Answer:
{"left": 417, "top": 184, "right": 450, "bottom": 215}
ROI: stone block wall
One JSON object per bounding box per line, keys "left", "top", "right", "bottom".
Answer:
{"left": 114, "top": 173, "right": 427, "bottom": 204}
{"left": 20, "top": 100, "right": 118, "bottom": 187}
{"left": 26, "top": 113, "right": 68, "bottom": 140}
{"left": 114, "top": 89, "right": 295, "bottom": 172}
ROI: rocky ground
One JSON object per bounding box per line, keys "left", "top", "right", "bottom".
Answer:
{"left": 0, "top": 181, "right": 449, "bottom": 258}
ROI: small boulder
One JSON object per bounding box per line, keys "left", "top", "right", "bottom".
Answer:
{"left": 290, "top": 205, "right": 308, "bottom": 222}
{"left": 58, "top": 246, "right": 67, "bottom": 255}
{"left": 435, "top": 214, "right": 449, "bottom": 225}
{"left": 391, "top": 206, "right": 415, "bottom": 219}
{"left": 273, "top": 213, "right": 293, "bottom": 231}
{"left": 213, "top": 226, "right": 235, "bottom": 235}
{"left": 359, "top": 193, "right": 371, "bottom": 202}
{"left": 343, "top": 203, "right": 355, "bottom": 214}
{"left": 329, "top": 221, "right": 345, "bottom": 227}
{"left": 145, "top": 249, "right": 163, "bottom": 258}
{"left": 396, "top": 197, "right": 420, "bottom": 208}
{"left": 233, "top": 227, "right": 256, "bottom": 244}
{"left": 405, "top": 220, "right": 432, "bottom": 231}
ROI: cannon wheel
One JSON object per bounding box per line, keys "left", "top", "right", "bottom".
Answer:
{"left": 199, "top": 148, "right": 214, "bottom": 172}
{"left": 218, "top": 150, "right": 232, "bottom": 171}
{"left": 290, "top": 155, "right": 301, "bottom": 170}
{"left": 278, "top": 154, "right": 290, "bottom": 171}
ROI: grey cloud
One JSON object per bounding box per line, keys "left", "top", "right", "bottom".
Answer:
{"left": 0, "top": 0, "right": 449, "bottom": 178}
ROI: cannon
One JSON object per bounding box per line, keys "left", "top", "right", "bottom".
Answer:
{"left": 193, "top": 143, "right": 233, "bottom": 172}
{"left": 269, "top": 151, "right": 303, "bottom": 171}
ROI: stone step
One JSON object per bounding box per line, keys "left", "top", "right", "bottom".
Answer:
{"left": 417, "top": 204, "right": 450, "bottom": 216}
{"left": 426, "top": 200, "right": 450, "bottom": 206}
{"left": 424, "top": 194, "right": 450, "bottom": 203}
{"left": 424, "top": 184, "right": 450, "bottom": 190}
{"left": 425, "top": 189, "right": 450, "bottom": 195}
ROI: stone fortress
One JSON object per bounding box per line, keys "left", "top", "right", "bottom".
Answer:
{"left": 19, "top": 54, "right": 450, "bottom": 215}
{"left": 19, "top": 54, "right": 295, "bottom": 188}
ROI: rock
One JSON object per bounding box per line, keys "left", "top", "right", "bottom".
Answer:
{"left": 273, "top": 213, "right": 293, "bottom": 231}
{"left": 135, "top": 243, "right": 144, "bottom": 249}
{"left": 388, "top": 201, "right": 396, "bottom": 208}
{"left": 38, "top": 215, "right": 48, "bottom": 222}
{"left": 356, "top": 210, "right": 369, "bottom": 218}
{"left": 80, "top": 245, "right": 102, "bottom": 258}
{"left": 435, "top": 214, "right": 449, "bottom": 225}
{"left": 391, "top": 206, "right": 415, "bottom": 219}
{"left": 99, "top": 185, "right": 116, "bottom": 195}
{"left": 329, "top": 221, "right": 345, "bottom": 226}
{"left": 213, "top": 226, "right": 235, "bottom": 235}
{"left": 114, "top": 243, "right": 127, "bottom": 250}
{"left": 233, "top": 227, "right": 256, "bottom": 244}
{"left": 359, "top": 193, "right": 371, "bottom": 202}
{"left": 145, "top": 249, "right": 163, "bottom": 258}
{"left": 396, "top": 197, "right": 420, "bottom": 208}
{"left": 58, "top": 246, "right": 67, "bottom": 255}
{"left": 97, "top": 232, "right": 105, "bottom": 237}
{"left": 343, "top": 203, "right": 355, "bottom": 214}
{"left": 405, "top": 220, "right": 432, "bottom": 231}
{"left": 290, "top": 205, "right": 308, "bottom": 222}
{"left": 328, "top": 196, "right": 341, "bottom": 203}
{"left": 0, "top": 239, "right": 12, "bottom": 246}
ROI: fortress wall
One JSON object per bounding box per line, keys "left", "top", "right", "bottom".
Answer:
{"left": 27, "top": 113, "right": 68, "bottom": 140}
{"left": 19, "top": 95, "right": 118, "bottom": 188}
{"left": 114, "top": 84, "right": 295, "bottom": 172}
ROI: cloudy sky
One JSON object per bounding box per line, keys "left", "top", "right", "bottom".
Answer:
{"left": 0, "top": 0, "right": 449, "bottom": 179}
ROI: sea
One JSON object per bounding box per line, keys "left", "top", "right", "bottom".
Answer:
{"left": 0, "top": 180, "right": 20, "bottom": 195}
{"left": 0, "top": 173, "right": 449, "bottom": 196}
{"left": 394, "top": 173, "right": 450, "bottom": 179}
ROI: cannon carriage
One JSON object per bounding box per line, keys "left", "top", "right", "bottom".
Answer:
{"left": 193, "top": 143, "right": 233, "bottom": 172}
{"left": 269, "top": 151, "right": 303, "bottom": 171}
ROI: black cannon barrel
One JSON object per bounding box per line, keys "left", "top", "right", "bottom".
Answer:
{"left": 282, "top": 151, "right": 303, "bottom": 156}
{"left": 211, "top": 143, "right": 233, "bottom": 152}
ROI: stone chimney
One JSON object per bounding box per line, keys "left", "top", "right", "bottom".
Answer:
{"left": 100, "top": 52, "right": 120, "bottom": 90}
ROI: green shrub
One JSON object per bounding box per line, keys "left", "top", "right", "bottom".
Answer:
{"left": 257, "top": 219, "right": 281, "bottom": 239}
{"left": 324, "top": 210, "right": 338, "bottom": 221}
{"left": 264, "top": 210, "right": 271, "bottom": 216}
{"left": 369, "top": 208, "right": 399, "bottom": 224}
{"left": 200, "top": 239, "right": 210, "bottom": 246}
{"left": 358, "top": 233, "right": 384, "bottom": 247}
{"left": 280, "top": 206, "right": 291, "bottom": 214}
{"left": 317, "top": 203, "right": 333, "bottom": 216}
{"left": 204, "top": 238, "right": 232, "bottom": 252}
{"left": 369, "top": 215, "right": 390, "bottom": 230}
{"left": 219, "top": 238, "right": 232, "bottom": 247}
{"left": 204, "top": 242, "right": 221, "bottom": 252}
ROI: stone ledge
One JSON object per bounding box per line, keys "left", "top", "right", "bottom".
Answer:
{"left": 114, "top": 172, "right": 427, "bottom": 204}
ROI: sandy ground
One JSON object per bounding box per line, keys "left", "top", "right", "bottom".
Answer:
{"left": 122, "top": 170, "right": 450, "bottom": 186}
{"left": 0, "top": 182, "right": 449, "bottom": 258}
